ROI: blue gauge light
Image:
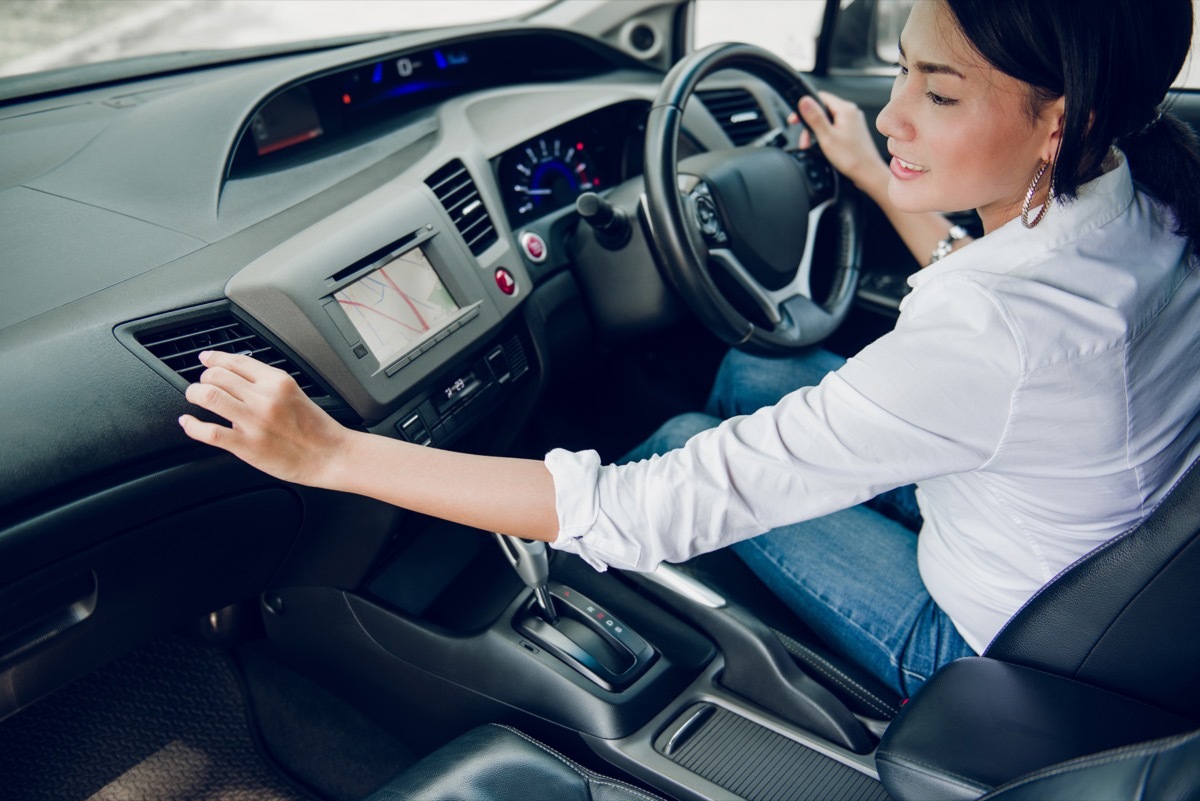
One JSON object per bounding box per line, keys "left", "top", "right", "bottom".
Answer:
{"left": 532, "top": 161, "right": 579, "bottom": 194}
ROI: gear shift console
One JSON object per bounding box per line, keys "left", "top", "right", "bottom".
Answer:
{"left": 518, "top": 583, "right": 656, "bottom": 690}
{"left": 494, "top": 535, "right": 656, "bottom": 690}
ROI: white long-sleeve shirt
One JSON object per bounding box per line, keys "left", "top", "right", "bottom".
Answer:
{"left": 547, "top": 151, "right": 1200, "bottom": 652}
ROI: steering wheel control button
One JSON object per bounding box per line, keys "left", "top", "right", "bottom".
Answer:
{"left": 691, "top": 183, "right": 727, "bottom": 244}
{"left": 797, "top": 154, "right": 834, "bottom": 196}
{"left": 520, "top": 231, "right": 547, "bottom": 263}
{"left": 495, "top": 267, "right": 518, "bottom": 295}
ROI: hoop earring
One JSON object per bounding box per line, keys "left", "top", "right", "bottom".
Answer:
{"left": 1021, "top": 160, "right": 1056, "bottom": 229}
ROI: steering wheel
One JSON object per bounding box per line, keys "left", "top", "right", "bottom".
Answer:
{"left": 644, "top": 43, "right": 862, "bottom": 354}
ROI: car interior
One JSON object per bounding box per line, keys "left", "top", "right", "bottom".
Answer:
{"left": 2, "top": 1, "right": 1199, "bottom": 799}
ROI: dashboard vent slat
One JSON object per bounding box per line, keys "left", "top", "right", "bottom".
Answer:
{"left": 426, "top": 159, "right": 498, "bottom": 256}
{"left": 696, "top": 88, "right": 771, "bottom": 146}
{"left": 134, "top": 312, "right": 327, "bottom": 400}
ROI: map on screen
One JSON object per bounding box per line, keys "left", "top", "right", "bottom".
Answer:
{"left": 334, "top": 247, "right": 460, "bottom": 366}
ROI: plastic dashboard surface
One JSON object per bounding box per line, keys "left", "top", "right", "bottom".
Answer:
{"left": 0, "top": 9, "right": 774, "bottom": 521}
{"left": 0, "top": 23, "right": 671, "bottom": 514}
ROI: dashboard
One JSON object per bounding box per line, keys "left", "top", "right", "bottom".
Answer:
{"left": 228, "top": 31, "right": 626, "bottom": 178}
{"left": 0, "top": 16, "right": 782, "bottom": 516}
{"left": 0, "top": 17, "right": 789, "bottom": 708}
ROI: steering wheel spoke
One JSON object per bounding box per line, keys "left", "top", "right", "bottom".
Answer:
{"left": 708, "top": 248, "right": 784, "bottom": 327}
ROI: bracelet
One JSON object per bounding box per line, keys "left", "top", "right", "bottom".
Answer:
{"left": 929, "top": 225, "right": 968, "bottom": 264}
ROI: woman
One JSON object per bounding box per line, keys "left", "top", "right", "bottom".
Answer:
{"left": 180, "top": 0, "right": 1200, "bottom": 697}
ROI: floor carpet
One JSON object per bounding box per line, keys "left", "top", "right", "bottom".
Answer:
{"left": 0, "top": 635, "right": 311, "bottom": 801}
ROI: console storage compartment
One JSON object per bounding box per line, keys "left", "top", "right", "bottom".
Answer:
{"left": 655, "top": 702, "right": 889, "bottom": 801}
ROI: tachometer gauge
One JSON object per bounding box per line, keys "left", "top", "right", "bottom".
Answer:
{"left": 503, "top": 136, "right": 598, "bottom": 221}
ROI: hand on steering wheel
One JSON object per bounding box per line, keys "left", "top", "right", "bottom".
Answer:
{"left": 644, "top": 44, "right": 863, "bottom": 354}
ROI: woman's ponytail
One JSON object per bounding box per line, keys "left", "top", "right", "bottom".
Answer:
{"left": 1120, "top": 111, "right": 1200, "bottom": 243}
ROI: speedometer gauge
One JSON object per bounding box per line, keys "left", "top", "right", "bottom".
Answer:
{"left": 509, "top": 136, "right": 597, "bottom": 217}
{"left": 497, "top": 128, "right": 608, "bottom": 225}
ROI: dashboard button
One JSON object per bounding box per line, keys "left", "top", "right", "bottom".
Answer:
{"left": 520, "top": 232, "right": 547, "bottom": 263}
{"left": 495, "top": 268, "right": 517, "bottom": 296}
{"left": 384, "top": 355, "right": 411, "bottom": 376}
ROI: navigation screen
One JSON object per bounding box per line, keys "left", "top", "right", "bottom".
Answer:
{"left": 334, "top": 247, "right": 460, "bottom": 366}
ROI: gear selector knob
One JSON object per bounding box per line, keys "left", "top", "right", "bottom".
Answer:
{"left": 494, "top": 533, "right": 558, "bottom": 624}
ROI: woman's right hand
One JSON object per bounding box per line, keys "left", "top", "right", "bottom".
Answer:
{"left": 178, "top": 350, "right": 351, "bottom": 488}
{"left": 794, "top": 91, "right": 888, "bottom": 193}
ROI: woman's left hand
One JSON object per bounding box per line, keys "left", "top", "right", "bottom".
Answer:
{"left": 793, "top": 90, "right": 888, "bottom": 194}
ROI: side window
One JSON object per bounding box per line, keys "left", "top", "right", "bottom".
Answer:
{"left": 827, "top": 0, "right": 1200, "bottom": 88}
{"left": 827, "top": 0, "right": 912, "bottom": 72}
{"left": 1175, "top": 1, "right": 1200, "bottom": 89}
{"left": 692, "top": 0, "right": 824, "bottom": 71}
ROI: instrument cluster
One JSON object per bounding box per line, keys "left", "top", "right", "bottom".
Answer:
{"left": 494, "top": 101, "right": 649, "bottom": 226}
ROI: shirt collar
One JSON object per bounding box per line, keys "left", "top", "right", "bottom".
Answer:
{"left": 908, "top": 149, "right": 1135, "bottom": 292}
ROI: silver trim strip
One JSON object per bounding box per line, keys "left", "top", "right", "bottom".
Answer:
{"left": 643, "top": 564, "right": 727, "bottom": 609}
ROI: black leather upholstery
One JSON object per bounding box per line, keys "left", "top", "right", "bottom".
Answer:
{"left": 876, "top": 658, "right": 1197, "bottom": 801}
{"left": 980, "top": 729, "right": 1200, "bottom": 801}
{"left": 986, "top": 458, "right": 1200, "bottom": 720}
{"left": 363, "top": 724, "right": 665, "bottom": 801}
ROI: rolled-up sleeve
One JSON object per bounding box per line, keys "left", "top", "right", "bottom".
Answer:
{"left": 547, "top": 274, "right": 1023, "bottom": 573}
{"left": 546, "top": 447, "right": 629, "bottom": 571}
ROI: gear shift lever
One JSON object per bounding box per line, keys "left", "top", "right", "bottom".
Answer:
{"left": 494, "top": 534, "right": 558, "bottom": 624}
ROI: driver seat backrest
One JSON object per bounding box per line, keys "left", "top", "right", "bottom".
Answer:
{"left": 985, "top": 457, "right": 1200, "bottom": 722}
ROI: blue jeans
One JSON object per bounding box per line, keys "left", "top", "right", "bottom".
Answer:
{"left": 622, "top": 348, "right": 975, "bottom": 699}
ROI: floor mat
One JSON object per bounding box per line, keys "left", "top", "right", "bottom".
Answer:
{"left": 0, "top": 635, "right": 310, "bottom": 801}
{"left": 236, "top": 642, "right": 416, "bottom": 801}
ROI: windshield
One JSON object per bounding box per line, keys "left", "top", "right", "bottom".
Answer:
{"left": 0, "top": 0, "right": 554, "bottom": 79}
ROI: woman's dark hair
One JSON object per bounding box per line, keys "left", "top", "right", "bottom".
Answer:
{"left": 944, "top": 0, "right": 1200, "bottom": 241}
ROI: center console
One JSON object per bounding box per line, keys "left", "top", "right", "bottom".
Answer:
{"left": 224, "top": 161, "right": 895, "bottom": 801}
{"left": 260, "top": 518, "right": 901, "bottom": 801}
{"left": 225, "top": 179, "right": 531, "bottom": 439}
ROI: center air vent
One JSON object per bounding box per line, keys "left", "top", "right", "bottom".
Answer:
{"left": 425, "top": 159, "right": 498, "bottom": 256}
{"left": 121, "top": 306, "right": 327, "bottom": 400}
{"left": 696, "top": 88, "right": 770, "bottom": 146}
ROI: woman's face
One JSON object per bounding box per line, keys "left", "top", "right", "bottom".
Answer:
{"left": 876, "top": 1, "right": 1064, "bottom": 233}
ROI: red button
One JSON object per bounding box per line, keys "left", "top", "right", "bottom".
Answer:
{"left": 520, "top": 231, "right": 547, "bottom": 263}
{"left": 495, "top": 268, "right": 517, "bottom": 295}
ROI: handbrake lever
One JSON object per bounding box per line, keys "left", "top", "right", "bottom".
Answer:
{"left": 494, "top": 534, "right": 558, "bottom": 624}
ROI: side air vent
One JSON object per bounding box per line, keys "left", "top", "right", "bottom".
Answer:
{"left": 696, "top": 88, "right": 771, "bottom": 146}
{"left": 129, "top": 309, "right": 327, "bottom": 400}
{"left": 425, "top": 159, "right": 498, "bottom": 256}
